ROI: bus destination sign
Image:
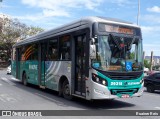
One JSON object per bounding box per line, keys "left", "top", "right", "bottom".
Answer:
{"left": 99, "top": 23, "right": 134, "bottom": 35}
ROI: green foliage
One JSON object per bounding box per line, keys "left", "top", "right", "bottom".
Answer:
{"left": 144, "top": 59, "right": 150, "bottom": 69}
{"left": 130, "top": 51, "right": 151, "bottom": 69}
{"left": 27, "top": 26, "right": 44, "bottom": 37}
{"left": 0, "top": 18, "right": 44, "bottom": 62}
{"left": 130, "top": 52, "right": 135, "bottom": 59}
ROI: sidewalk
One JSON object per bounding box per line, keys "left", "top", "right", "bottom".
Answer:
{"left": 0, "top": 68, "right": 6, "bottom": 70}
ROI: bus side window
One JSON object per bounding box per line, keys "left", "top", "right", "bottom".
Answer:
{"left": 59, "top": 35, "right": 71, "bottom": 60}
{"left": 19, "top": 46, "right": 26, "bottom": 61}
{"left": 48, "top": 39, "right": 58, "bottom": 61}
{"left": 21, "top": 44, "right": 38, "bottom": 61}
{"left": 65, "top": 48, "right": 70, "bottom": 60}
{"left": 12, "top": 48, "right": 16, "bottom": 61}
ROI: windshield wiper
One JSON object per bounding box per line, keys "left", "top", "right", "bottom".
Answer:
{"left": 109, "top": 34, "right": 123, "bottom": 50}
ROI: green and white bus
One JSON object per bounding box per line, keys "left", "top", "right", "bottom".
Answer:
{"left": 11, "top": 16, "right": 144, "bottom": 100}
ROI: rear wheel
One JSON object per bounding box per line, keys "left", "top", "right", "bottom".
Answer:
{"left": 146, "top": 85, "right": 154, "bottom": 93}
{"left": 62, "top": 80, "right": 72, "bottom": 100}
{"left": 22, "top": 73, "right": 28, "bottom": 86}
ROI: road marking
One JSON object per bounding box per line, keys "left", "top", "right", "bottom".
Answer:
{"left": 155, "top": 107, "right": 160, "bottom": 110}
{"left": 0, "top": 94, "right": 18, "bottom": 103}
{"left": 1, "top": 77, "right": 16, "bottom": 85}
{"left": 35, "top": 93, "right": 66, "bottom": 106}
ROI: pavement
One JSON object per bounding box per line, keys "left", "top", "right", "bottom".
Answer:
{"left": 0, "top": 68, "right": 6, "bottom": 70}
{"left": 0, "top": 69, "right": 160, "bottom": 119}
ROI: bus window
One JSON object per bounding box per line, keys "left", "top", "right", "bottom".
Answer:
{"left": 48, "top": 39, "right": 58, "bottom": 60}
{"left": 12, "top": 48, "right": 16, "bottom": 61}
{"left": 59, "top": 35, "right": 71, "bottom": 60}
{"left": 41, "top": 41, "right": 47, "bottom": 61}
{"left": 21, "top": 44, "right": 38, "bottom": 61}
{"left": 20, "top": 46, "right": 26, "bottom": 61}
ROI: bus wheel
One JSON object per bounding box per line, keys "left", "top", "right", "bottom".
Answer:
{"left": 22, "top": 73, "right": 28, "bottom": 86}
{"left": 146, "top": 85, "right": 154, "bottom": 93}
{"left": 62, "top": 80, "right": 72, "bottom": 100}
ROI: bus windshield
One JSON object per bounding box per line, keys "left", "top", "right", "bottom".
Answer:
{"left": 92, "top": 34, "right": 143, "bottom": 72}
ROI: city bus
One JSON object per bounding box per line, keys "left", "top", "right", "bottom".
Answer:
{"left": 11, "top": 16, "right": 144, "bottom": 100}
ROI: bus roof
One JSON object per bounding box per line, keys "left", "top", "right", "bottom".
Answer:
{"left": 13, "top": 16, "right": 140, "bottom": 47}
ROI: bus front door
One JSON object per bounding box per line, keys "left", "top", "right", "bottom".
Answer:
{"left": 74, "top": 35, "right": 87, "bottom": 96}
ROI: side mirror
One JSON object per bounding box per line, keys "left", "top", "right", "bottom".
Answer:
{"left": 90, "top": 45, "right": 96, "bottom": 59}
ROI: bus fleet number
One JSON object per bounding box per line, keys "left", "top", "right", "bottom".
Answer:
{"left": 111, "top": 82, "right": 123, "bottom": 86}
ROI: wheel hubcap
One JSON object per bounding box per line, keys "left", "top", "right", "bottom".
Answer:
{"left": 64, "top": 85, "right": 69, "bottom": 95}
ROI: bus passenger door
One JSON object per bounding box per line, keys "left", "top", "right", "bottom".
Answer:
{"left": 74, "top": 34, "right": 88, "bottom": 96}
{"left": 16, "top": 48, "right": 20, "bottom": 79}
{"left": 38, "top": 43, "right": 46, "bottom": 86}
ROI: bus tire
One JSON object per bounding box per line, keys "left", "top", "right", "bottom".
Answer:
{"left": 22, "top": 73, "right": 28, "bottom": 86}
{"left": 146, "top": 85, "right": 154, "bottom": 93}
{"left": 62, "top": 80, "right": 72, "bottom": 100}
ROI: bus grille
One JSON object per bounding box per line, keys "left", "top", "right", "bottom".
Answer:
{"left": 111, "top": 88, "right": 138, "bottom": 95}
{"left": 97, "top": 70, "right": 143, "bottom": 80}
{"left": 107, "top": 72, "right": 142, "bottom": 80}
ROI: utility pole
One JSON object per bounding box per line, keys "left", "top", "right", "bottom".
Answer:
{"left": 150, "top": 51, "right": 153, "bottom": 71}
{"left": 137, "top": 0, "right": 140, "bottom": 25}
{"left": 143, "top": 51, "right": 145, "bottom": 60}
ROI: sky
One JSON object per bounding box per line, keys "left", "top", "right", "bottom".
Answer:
{"left": 0, "top": 0, "right": 160, "bottom": 56}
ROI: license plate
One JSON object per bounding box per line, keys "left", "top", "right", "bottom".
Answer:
{"left": 121, "top": 94, "right": 130, "bottom": 98}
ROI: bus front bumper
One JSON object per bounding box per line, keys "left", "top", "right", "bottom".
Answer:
{"left": 91, "top": 82, "right": 144, "bottom": 100}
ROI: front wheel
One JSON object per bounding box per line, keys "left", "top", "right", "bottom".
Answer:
{"left": 62, "top": 80, "right": 72, "bottom": 100}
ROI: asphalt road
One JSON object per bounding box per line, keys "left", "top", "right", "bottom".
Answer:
{"left": 0, "top": 69, "right": 160, "bottom": 119}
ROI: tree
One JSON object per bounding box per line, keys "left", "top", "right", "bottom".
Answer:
{"left": 130, "top": 52, "right": 135, "bottom": 59}
{"left": 144, "top": 59, "right": 150, "bottom": 69}
{"left": 0, "top": 17, "right": 44, "bottom": 62}
{"left": 26, "top": 26, "right": 44, "bottom": 37}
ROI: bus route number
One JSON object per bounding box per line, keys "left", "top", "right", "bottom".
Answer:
{"left": 111, "top": 82, "right": 123, "bottom": 86}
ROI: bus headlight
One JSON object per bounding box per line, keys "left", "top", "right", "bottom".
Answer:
{"left": 102, "top": 80, "right": 106, "bottom": 85}
{"left": 92, "top": 73, "right": 108, "bottom": 86}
